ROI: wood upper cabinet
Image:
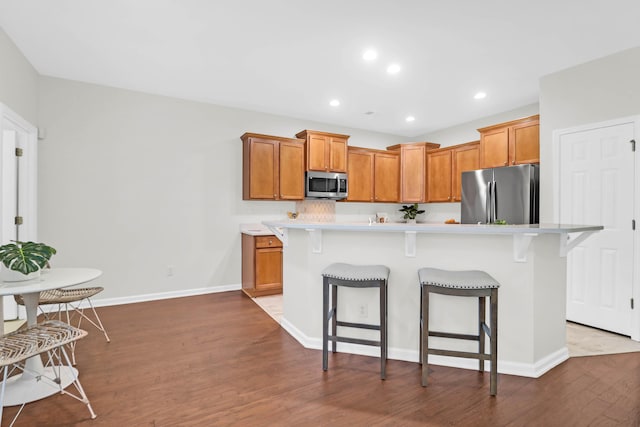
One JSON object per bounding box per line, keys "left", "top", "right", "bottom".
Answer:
{"left": 426, "top": 141, "right": 479, "bottom": 203}
{"left": 426, "top": 148, "right": 453, "bottom": 202}
{"left": 374, "top": 151, "right": 399, "bottom": 202}
{"left": 241, "top": 234, "right": 283, "bottom": 297}
{"left": 478, "top": 115, "right": 539, "bottom": 168}
{"left": 388, "top": 142, "right": 440, "bottom": 203}
{"left": 241, "top": 133, "right": 305, "bottom": 200}
{"left": 295, "top": 130, "right": 349, "bottom": 172}
{"left": 452, "top": 142, "right": 480, "bottom": 202}
{"left": 346, "top": 147, "right": 399, "bottom": 202}
{"left": 346, "top": 147, "right": 374, "bottom": 202}
{"left": 278, "top": 140, "right": 305, "bottom": 200}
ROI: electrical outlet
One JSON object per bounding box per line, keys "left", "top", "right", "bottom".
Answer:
{"left": 167, "top": 265, "right": 174, "bottom": 277}
{"left": 358, "top": 304, "right": 368, "bottom": 318}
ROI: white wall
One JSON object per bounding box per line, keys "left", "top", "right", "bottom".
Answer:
{"left": 539, "top": 46, "right": 640, "bottom": 222}
{"left": 36, "top": 76, "right": 406, "bottom": 300}
{"left": 0, "top": 28, "right": 38, "bottom": 125}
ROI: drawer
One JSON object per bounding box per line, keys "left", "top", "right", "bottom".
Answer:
{"left": 255, "top": 235, "right": 282, "bottom": 248}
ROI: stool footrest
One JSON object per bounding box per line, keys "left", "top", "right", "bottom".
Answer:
{"left": 328, "top": 335, "right": 381, "bottom": 347}
{"left": 429, "top": 348, "right": 491, "bottom": 361}
{"left": 429, "top": 330, "right": 480, "bottom": 341}
{"left": 336, "top": 320, "right": 380, "bottom": 331}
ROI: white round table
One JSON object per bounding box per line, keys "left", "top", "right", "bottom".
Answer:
{"left": 0, "top": 268, "right": 102, "bottom": 406}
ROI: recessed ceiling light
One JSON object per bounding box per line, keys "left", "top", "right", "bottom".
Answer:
{"left": 405, "top": 116, "right": 415, "bottom": 122}
{"left": 329, "top": 99, "right": 340, "bottom": 107}
{"left": 387, "top": 63, "right": 401, "bottom": 74}
{"left": 364, "top": 111, "right": 375, "bottom": 115}
{"left": 363, "top": 49, "right": 377, "bottom": 61}
{"left": 474, "top": 92, "right": 487, "bottom": 100}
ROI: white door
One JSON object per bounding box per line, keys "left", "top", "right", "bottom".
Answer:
{"left": 558, "top": 120, "right": 635, "bottom": 336}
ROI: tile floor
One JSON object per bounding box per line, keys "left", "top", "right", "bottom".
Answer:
{"left": 253, "top": 294, "right": 640, "bottom": 358}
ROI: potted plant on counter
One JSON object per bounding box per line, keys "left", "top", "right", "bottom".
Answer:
{"left": 0, "top": 240, "right": 57, "bottom": 282}
{"left": 399, "top": 203, "right": 425, "bottom": 224}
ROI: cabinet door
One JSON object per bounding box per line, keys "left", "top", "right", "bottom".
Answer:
{"left": 255, "top": 247, "right": 283, "bottom": 291}
{"left": 374, "top": 152, "right": 399, "bottom": 202}
{"left": 307, "top": 134, "right": 328, "bottom": 171}
{"left": 400, "top": 144, "right": 426, "bottom": 203}
{"left": 480, "top": 127, "right": 509, "bottom": 168}
{"left": 452, "top": 143, "right": 479, "bottom": 202}
{"left": 329, "top": 136, "right": 348, "bottom": 172}
{"left": 509, "top": 121, "right": 540, "bottom": 165}
{"left": 248, "top": 138, "right": 278, "bottom": 199}
{"left": 279, "top": 141, "right": 305, "bottom": 200}
{"left": 426, "top": 149, "right": 453, "bottom": 202}
{"left": 347, "top": 149, "right": 374, "bottom": 202}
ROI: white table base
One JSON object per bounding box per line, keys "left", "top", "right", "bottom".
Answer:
{"left": 3, "top": 364, "right": 78, "bottom": 406}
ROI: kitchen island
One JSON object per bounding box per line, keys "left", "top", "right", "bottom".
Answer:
{"left": 263, "top": 219, "right": 602, "bottom": 378}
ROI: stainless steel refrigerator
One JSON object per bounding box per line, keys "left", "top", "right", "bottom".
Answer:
{"left": 461, "top": 164, "right": 539, "bottom": 224}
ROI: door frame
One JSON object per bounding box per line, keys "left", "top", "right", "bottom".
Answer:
{"left": 0, "top": 102, "right": 38, "bottom": 320}
{"left": 552, "top": 115, "right": 640, "bottom": 341}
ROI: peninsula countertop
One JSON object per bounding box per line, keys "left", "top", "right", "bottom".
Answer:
{"left": 262, "top": 219, "right": 603, "bottom": 235}
{"left": 262, "top": 219, "right": 603, "bottom": 261}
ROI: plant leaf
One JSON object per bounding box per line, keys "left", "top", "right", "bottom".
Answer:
{"left": 0, "top": 241, "right": 56, "bottom": 275}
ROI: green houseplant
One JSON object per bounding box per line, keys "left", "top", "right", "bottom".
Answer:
{"left": 0, "top": 240, "right": 56, "bottom": 281}
{"left": 399, "top": 203, "right": 425, "bottom": 222}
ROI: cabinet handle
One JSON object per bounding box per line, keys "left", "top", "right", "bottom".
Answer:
{"left": 504, "top": 162, "right": 508, "bottom": 166}
{"left": 268, "top": 240, "right": 273, "bottom": 245}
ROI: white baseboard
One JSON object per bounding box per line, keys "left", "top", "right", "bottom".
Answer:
{"left": 280, "top": 315, "right": 569, "bottom": 378}
{"left": 51, "top": 283, "right": 242, "bottom": 310}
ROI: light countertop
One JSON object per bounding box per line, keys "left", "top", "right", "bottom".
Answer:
{"left": 262, "top": 220, "right": 603, "bottom": 235}
{"left": 240, "top": 223, "right": 275, "bottom": 236}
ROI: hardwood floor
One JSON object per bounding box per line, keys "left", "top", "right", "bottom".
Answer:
{"left": 3, "top": 291, "right": 639, "bottom": 426}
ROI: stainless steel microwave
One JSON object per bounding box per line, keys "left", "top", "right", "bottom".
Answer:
{"left": 305, "top": 171, "right": 348, "bottom": 199}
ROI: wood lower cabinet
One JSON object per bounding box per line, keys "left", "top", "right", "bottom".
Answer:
{"left": 478, "top": 115, "right": 539, "bottom": 168}
{"left": 295, "top": 130, "right": 349, "bottom": 172}
{"left": 241, "top": 133, "right": 305, "bottom": 200}
{"left": 426, "top": 141, "right": 479, "bottom": 203}
{"left": 242, "top": 234, "right": 283, "bottom": 297}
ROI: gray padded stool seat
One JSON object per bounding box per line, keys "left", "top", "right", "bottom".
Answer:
{"left": 418, "top": 267, "right": 500, "bottom": 395}
{"left": 322, "top": 263, "right": 390, "bottom": 379}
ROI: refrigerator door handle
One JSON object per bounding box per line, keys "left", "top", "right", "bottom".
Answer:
{"left": 486, "top": 181, "right": 492, "bottom": 224}
{"left": 491, "top": 181, "right": 497, "bottom": 223}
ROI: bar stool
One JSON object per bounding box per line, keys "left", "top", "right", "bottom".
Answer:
{"left": 418, "top": 267, "right": 499, "bottom": 395}
{"left": 322, "top": 263, "right": 389, "bottom": 379}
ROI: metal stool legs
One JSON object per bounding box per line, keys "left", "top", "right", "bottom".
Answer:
{"left": 421, "top": 286, "right": 498, "bottom": 395}
{"left": 418, "top": 267, "right": 500, "bottom": 396}
{"left": 322, "top": 268, "right": 388, "bottom": 380}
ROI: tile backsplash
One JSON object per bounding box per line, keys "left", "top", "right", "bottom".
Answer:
{"left": 295, "top": 200, "right": 336, "bottom": 222}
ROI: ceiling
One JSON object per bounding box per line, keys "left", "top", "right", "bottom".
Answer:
{"left": 1, "top": 1, "right": 639, "bottom": 137}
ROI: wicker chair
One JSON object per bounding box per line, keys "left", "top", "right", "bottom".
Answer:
{"left": 0, "top": 320, "right": 96, "bottom": 424}
{"left": 14, "top": 287, "right": 110, "bottom": 364}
